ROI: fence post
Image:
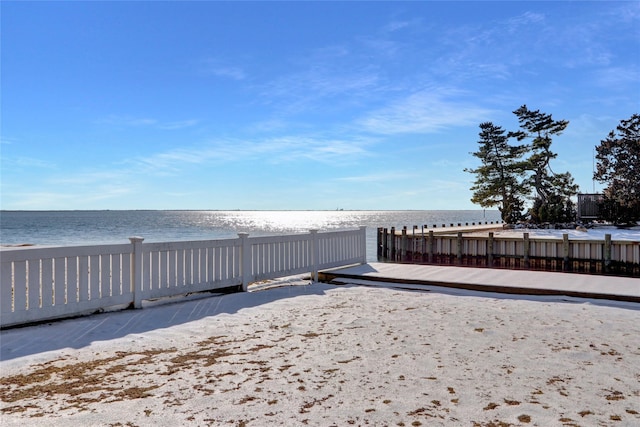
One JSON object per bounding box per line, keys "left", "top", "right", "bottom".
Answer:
{"left": 390, "top": 227, "right": 396, "bottom": 261}
{"left": 428, "top": 230, "right": 434, "bottom": 264}
{"left": 523, "top": 233, "right": 530, "bottom": 269}
{"left": 488, "top": 232, "right": 494, "bottom": 267}
{"left": 412, "top": 226, "right": 418, "bottom": 260}
{"left": 238, "top": 233, "right": 251, "bottom": 291}
{"left": 129, "top": 236, "right": 144, "bottom": 309}
{"left": 359, "top": 226, "right": 367, "bottom": 264}
{"left": 310, "top": 230, "right": 319, "bottom": 282}
{"left": 382, "top": 228, "right": 388, "bottom": 260}
{"left": 562, "top": 233, "right": 570, "bottom": 272}
{"left": 401, "top": 227, "right": 408, "bottom": 261}
{"left": 457, "top": 232, "right": 463, "bottom": 265}
{"left": 377, "top": 227, "right": 383, "bottom": 259}
{"left": 604, "top": 233, "right": 612, "bottom": 274}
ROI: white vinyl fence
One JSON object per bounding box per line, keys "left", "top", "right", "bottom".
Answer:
{"left": 1, "top": 227, "right": 366, "bottom": 328}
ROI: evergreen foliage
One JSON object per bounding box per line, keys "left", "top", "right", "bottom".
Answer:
{"left": 510, "top": 105, "right": 578, "bottom": 223}
{"left": 594, "top": 114, "right": 640, "bottom": 225}
{"left": 465, "top": 122, "right": 527, "bottom": 223}
{"left": 466, "top": 105, "right": 578, "bottom": 224}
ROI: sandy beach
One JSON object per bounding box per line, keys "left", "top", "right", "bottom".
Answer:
{"left": 1, "top": 281, "right": 639, "bottom": 426}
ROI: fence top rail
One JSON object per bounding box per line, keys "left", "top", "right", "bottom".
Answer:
{"left": 0, "top": 243, "right": 132, "bottom": 262}
{"left": 0, "top": 228, "right": 367, "bottom": 263}
{"left": 248, "top": 234, "right": 313, "bottom": 245}
{"left": 318, "top": 228, "right": 366, "bottom": 237}
{"left": 143, "top": 238, "right": 241, "bottom": 251}
{"left": 247, "top": 228, "right": 365, "bottom": 245}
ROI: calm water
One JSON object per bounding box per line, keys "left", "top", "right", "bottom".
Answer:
{"left": 0, "top": 210, "right": 501, "bottom": 261}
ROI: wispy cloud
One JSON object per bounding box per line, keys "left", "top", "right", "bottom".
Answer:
{"left": 207, "top": 66, "right": 246, "bottom": 80}
{"left": 6, "top": 185, "right": 134, "bottom": 209}
{"left": 505, "top": 11, "right": 545, "bottom": 34}
{"left": 268, "top": 136, "right": 372, "bottom": 162}
{"left": 51, "top": 170, "right": 133, "bottom": 186}
{"left": 158, "top": 119, "right": 200, "bottom": 130}
{"left": 131, "top": 148, "right": 214, "bottom": 173}
{"left": 432, "top": 7, "right": 628, "bottom": 81}
{"left": 54, "top": 172, "right": 136, "bottom": 199}
{"left": 593, "top": 66, "right": 640, "bottom": 89}
{"left": 432, "top": 13, "right": 548, "bottom": 80}
{"left": 2, "top": 155, "right": 57, "bottom": 169}
{"left": 335, "top": 171, "right": 418, "bottom": 183}
{"left": 256, "top": 40, "right": 383, "bottom": 116}
{"left": 259, "top": 66, "right": 380, "bottom": 115}
{"left": 96, "top": 115, "right": 198, "bottom": 130}
{"left": 97, "top": 115, "right": 158, "bottom": 127}
{"left": 128, "top": 133, "right": 375, "bottom": 174}
{"left": 0, "top": 136, "right": 17, "bottom": 145}
{"left": 383, "top": 20, "right": 411, "bottom": 33}
{"left": 130, "top": 137, "right": 319, "bottom": 172}
{"left": 199, "top": 58, "right": 246, "bottom": 80}
{"left": 4, "top": 192, "right": 78, "bottom": 209}
{"left": 609, "top": 1, "right": 640, "bottom": 23}
{"left": 356, "top": 88, "right": 493, "bottom": 135}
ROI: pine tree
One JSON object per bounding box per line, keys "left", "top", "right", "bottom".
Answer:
{"left": 594, "top": 114, "right": 640, "bottom": 225}
{"left": 510, "top": 105, "right": 578, "bottom": 223}
{"left": 465, "top": 122, "right": 527, "bottom": 223}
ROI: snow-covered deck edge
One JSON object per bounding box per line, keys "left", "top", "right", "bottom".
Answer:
{"left": 319, "top": 262, "right": 640, "bottom": 303}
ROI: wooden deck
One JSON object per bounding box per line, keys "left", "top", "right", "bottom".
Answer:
{"left": 318, "top": 262, "right": 640, "bottom": 304}
{"left": 378, "top": 226, "right": 640, "bottom": 277}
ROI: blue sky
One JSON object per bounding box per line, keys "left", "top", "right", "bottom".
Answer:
{"left": 2, "top": 1, "right": 639, "bottom": 210}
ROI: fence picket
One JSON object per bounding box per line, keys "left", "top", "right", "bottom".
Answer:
{"left": 68, "top": 257, "right": 79, "bottom": 303}
{"left": 13, "top": 261, "right": 26, "bottom": 312}
{"left": 41, "top": 258, "right": 53, "bottom": 308}
{"left": 176, "top": 249, "right": 184, "bottom": 287}
{"left": 199, "top": 249, "right": 207, "bottom": 285}
{"left": 1, "top": 262, "right": 13, "bottom": 313}
{"left": 121, "top": 252, "right": 131, "bottom": 296}
{"left": 53, "top": 257, "right": 67, "bottom": 306}
{"left": 89, "top": 256, "right": 100, "bottom": 300}
{"left": 28, "top": 260, "right": 40, "bottom": 310}
{"left": 101, "top": 254, "right": 111, "bottom": 298}
{"left": 112, "top": 254, "right": 122, "bottom": 296}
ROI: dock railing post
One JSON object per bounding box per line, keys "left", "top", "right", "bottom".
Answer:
{"left": 523, "top": 233, "right": 530, "bottom": 269}
{"left": 562, "top": 233, "right": 570, "bottom": 272}
{"left": 390, "top": 227, "right": 396, "bottom": 261}
{"left": 129, "top": 236, "right": 144, "bottom": 309}
{"left": 238, "top": 233, "right": 251, "bottom": 291}
{"left": 382, "top": 228, "right": 388, "bottom": 260}
{"left": 428, "top": 230, "right": 434, "bottom": 264}
{"left": 401, "top": 227, "right": 408, "bottom": 262}
{"left": 604, "top": 233, "right": 612, "bottom": 274}
{"left": 421, "top": 225, "right": 426, "bottom": 261}
{"left": 488, "top": 232, "right": 494, "bottom": 267}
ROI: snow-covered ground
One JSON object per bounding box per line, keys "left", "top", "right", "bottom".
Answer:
{"left": 1, "top": 282, "right": 638, "bottom": 426}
